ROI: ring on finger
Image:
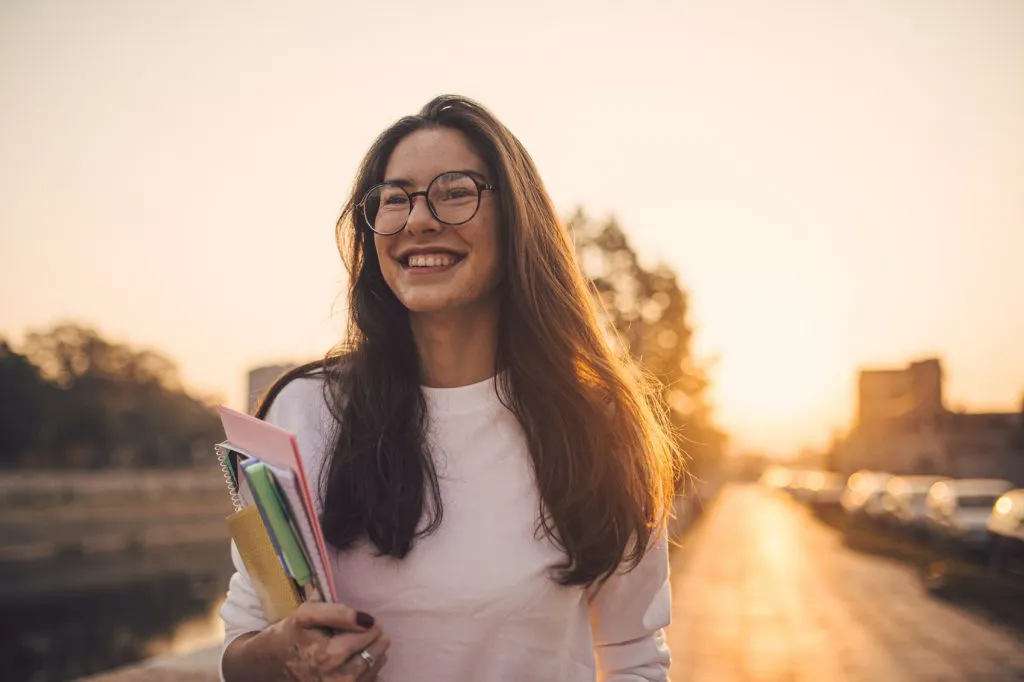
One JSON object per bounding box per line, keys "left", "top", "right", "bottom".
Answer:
{"left": 358, "top": 648, "right": 376, "bottom": 669}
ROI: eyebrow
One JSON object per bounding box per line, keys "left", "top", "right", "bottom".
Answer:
{"left": 383, "top": 169, "right": 489, "bottom": 187}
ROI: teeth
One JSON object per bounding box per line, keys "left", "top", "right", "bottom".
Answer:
{"left": 408, "top": 254, "right": 458, "bottom": 268}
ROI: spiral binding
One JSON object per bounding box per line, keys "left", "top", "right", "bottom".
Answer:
{"left": 215, "top": 442, "right": 244, "bottom": 512}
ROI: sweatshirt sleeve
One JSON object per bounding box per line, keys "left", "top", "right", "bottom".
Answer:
{"left": 588, "top": 530, "right": 673, "bottom": 681}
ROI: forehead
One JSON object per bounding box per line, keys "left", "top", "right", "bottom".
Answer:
{"left": 384, "top": 127, "right": 488, "bottom": 184}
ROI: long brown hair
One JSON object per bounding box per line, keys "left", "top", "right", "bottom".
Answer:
{"left": 259, "top": 95, "right": 682, "bottom": 587}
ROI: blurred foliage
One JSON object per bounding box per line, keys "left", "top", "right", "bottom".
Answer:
{"left": 0, "top": 323, "right": 222, "bottom": 469}
{"left": 569, "top": 208, "right": 727, "bottom": 479}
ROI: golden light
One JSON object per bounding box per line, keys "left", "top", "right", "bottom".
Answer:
{"left": 761, "top": 465, "right": 793, "bottom": 489}
{"left": 887, "top": 478, "right": 908, "bottom": 496}
{"left": 995, "top": 495, "right": 1014, "bottom": 516}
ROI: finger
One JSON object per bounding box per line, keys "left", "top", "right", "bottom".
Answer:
{"left": 342, "top": 632, "right": 390, "bottom": 681}
{"left": 359, "top": 649, "right": 388, "bottom": 681}
{"left": 318, "top": 627, "right": 385, "bottom": 671}
{"left": 294, "top": 602, "right": 375, "bottom": 632}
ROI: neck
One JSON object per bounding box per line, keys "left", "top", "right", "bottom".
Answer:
{"left": 410, "top": 300, "right": 500, "bottom": 388}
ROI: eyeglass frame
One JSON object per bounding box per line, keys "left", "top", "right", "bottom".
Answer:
{"left": 357, "top": 170, "right": 499, "bottom": 236}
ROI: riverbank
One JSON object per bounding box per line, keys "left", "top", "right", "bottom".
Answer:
{"left": 0, "top": 468, "right": 234, "bottom": 681}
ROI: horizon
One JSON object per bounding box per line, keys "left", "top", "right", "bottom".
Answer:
{"left": 3, "top": 0, "right": 1023, "bottom": 456}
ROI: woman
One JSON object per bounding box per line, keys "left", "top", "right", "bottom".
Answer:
{"left": 220, "top": 95, "right": 681, "bottom": 682}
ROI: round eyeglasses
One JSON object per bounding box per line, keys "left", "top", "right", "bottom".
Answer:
{"left": 358, "top": 171, "right": 498, "bottom": 236}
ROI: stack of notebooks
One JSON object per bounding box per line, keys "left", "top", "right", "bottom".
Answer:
{"left": 215, "top": 406, "right": 337, "bottom": 621}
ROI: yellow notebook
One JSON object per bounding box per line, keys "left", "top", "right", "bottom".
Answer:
{"left": 227, "top": 505, "right": 302, "bottom": 623}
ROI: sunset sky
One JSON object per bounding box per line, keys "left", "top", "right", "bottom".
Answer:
{"left": 2, "top": 0, "right": 1022, "bottom": 456}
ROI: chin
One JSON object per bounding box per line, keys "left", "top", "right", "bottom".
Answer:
{"left": 398, "top": 288, "right": 497, "bottom": 316}
{"left": 402, "top": 297, "right": 456, "bottom": 314}
{"left": 388, "top": 284, "right": 450, "bottom": 311}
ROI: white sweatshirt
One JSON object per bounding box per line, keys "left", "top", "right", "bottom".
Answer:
{"left": 219, "top": 374, "right": 672, "bottom": 681}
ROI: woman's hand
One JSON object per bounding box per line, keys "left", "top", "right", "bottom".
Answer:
{"left": 225, "top": 601, "right": 389, "bottom": 682}
{"left": 271, "top": 600, "right": 389, "bottom": 681}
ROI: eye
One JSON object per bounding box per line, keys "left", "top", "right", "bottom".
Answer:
{"left": 433, "top": 177, "right": 478, "bottom": 202}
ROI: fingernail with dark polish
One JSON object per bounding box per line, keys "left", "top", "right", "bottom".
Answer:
{"left": 356, "top": 611, "right": 375, "bottom": 628}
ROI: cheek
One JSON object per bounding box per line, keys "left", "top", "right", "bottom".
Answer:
{"left": 483, "top": 228, "right": 503, "bottom": 280}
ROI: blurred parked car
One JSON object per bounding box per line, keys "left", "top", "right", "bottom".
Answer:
{"left": 841, "top": 470, "right": 893, "bottom": 521}
{"left": 804, "top": 471, "right": 845, "bottom": 512}
{"left": 925, "top": 478, "right": 1014, "bottom": 549}
{"left": 759, "top": 465, "right": 793, "bottom": 492}
{"left": 787, "top": 470, "right": 817, "bottom": 502}
{"left": 987, "top": 489, "right": 1024, "bottom": 572}
{"left": 881, "top": 475, "right": 948, "bottom": 533}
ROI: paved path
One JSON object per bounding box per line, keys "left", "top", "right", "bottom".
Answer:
{"left": 664, "top": 484, "right": 1024, "bottom": 682}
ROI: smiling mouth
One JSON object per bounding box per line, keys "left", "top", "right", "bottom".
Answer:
{"left": 401, "top": 253, "right": 465, "bottom": 271}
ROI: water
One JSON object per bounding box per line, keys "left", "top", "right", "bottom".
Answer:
{"left": 0, "top": 544, "right": 234, "bottom": 682}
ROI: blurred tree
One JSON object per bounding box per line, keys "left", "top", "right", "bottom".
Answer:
{"left": 568, "top": 209, "right": 727, "bottom": 484}
{"left": 0, "top": 340, "right": 56, "bottom": 466}
{"left": 22, "top": 324, "right": 180, "bottom": 390}
{"left": 5, "top": 322, "right": 223, "bottom": 469}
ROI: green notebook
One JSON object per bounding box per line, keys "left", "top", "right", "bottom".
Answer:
{"left": 241, "top": 460, "right": 313, "bottom": 589}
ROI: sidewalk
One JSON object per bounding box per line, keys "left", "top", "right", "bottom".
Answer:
{"left": 664, "top": 484, "right": 1024, "bottom": 682}
{"left": 78, "top": 647, "right": 220, "bottom": 682}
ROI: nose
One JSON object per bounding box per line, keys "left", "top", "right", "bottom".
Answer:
{"left": 405, "top": 194, "right": 442, "bottom": 236}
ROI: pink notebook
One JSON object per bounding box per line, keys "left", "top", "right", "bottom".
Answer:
{"left": 217, "top": 405, "right": 338, "bottom": 603}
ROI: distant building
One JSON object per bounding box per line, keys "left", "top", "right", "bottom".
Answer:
{"left": 246, "top": 363, "right": 297, "bottom": 414}
{"left": 833, "top": 358, "right": 1024, "bottom": 485}
{"left": 857, "top": 358, "right": 944, "bottom": 428}
{"left": 944, "top": 412, "right": 1024, "bottom": 483}
{"left": 839, "top": 359, "right": 946, "bottom": 475}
